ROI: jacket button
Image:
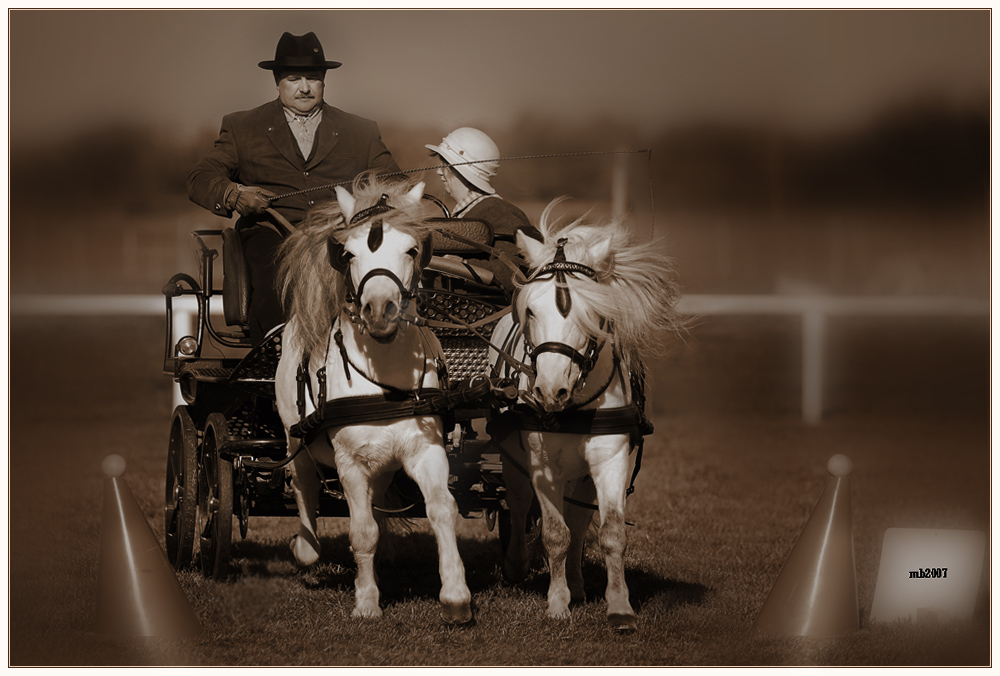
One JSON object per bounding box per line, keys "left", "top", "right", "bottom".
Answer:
{"left": 309, "top": 200, "right": 315, "bottom": 206}
{"left": 215, "top": 203, "right": 222, "bottom": 210}
{"left": 304, "top": 171, "right": 309, "bottom": 177}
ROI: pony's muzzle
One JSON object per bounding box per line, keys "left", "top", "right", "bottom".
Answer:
{"left": 531, "top": 361, "right": 578, "bottom": 412}
{"left": 533, "top": 383, "right": 573, "bottom": 412}
{"left": 360, "top": 281, "right": 404, "bottom": 339}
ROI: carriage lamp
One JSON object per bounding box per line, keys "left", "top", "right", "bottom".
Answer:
{"left": 176, "top": 335, "right": 199, "bottom": 357}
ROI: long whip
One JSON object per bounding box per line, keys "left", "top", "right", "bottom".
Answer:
{"left": 269, "top": 148, "right": 652, "bottom": 202}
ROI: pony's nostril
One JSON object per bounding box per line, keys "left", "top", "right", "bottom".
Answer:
{"left": 556, "top": 388, "right": 570, "bottom": 403}
{"left": 384, "top": 301, "right": 398, "bottom": 320}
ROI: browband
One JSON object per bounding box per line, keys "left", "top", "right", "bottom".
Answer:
{"left": 527, "top": 237, "right": 599, "bottom": 318}
{"left": 349, "top": 193, "right": 395, "bottom": 226}
{"left": 534, "top": 260, "right": 598, "bottom": 280}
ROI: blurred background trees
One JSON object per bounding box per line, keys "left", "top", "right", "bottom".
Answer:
{"left": 8, "top": 93, "right": 988, "bottom": 295}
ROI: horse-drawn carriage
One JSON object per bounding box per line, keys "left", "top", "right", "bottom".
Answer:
{"left": 160, "top": 175, "right": 680, "bottom": 630}
{"left": 162, "top": 187, "right": 517, "bottom": 575}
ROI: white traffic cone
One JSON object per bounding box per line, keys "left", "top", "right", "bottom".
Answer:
{"left": 95, "top": 454, "right": 201, "bottom": 637}
{"left": 752, "top": 454, "right": 859, "bottom": 637}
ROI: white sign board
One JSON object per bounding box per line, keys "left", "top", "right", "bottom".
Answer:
{"left": 869, "top": 528, "right": 986, "bottom": 624}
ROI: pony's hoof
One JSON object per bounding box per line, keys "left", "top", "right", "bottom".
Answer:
{"left": 290, "top": 535, "right": 320, "bottom": 567}
{"left": 352, "top": 605, "right": 383, "bottom": 620}
{"left": 441, "top": 602, "right": 473, "bottom": 625}
{"left": 546, "top": 608, "right": 572, "bottom": 621}
{"left": 608, "top": 613, "right": 637, "bottom": 634}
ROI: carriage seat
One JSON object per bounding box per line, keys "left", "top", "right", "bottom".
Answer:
{"left": 221, "top": 227, "right": 251, "bottom": 330}
{"left": 428, "top": 218, "right": 494, "bottom": 257}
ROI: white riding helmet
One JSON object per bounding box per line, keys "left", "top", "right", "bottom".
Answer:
{"left": 425, "top": 127, "right": 500, "bottom": 194}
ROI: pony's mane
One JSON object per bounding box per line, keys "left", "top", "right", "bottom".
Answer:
{"left": 277, "top": 173, "right": 437, "bottom": 358}
{"left": 517, "top": 199, "right": 686, "bottom": 363}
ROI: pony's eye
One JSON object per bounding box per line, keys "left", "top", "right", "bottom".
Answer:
{"left": 524, "top": 308, "right": 535, "bottom": 321}
{"left": 406, "top": 247, "right": 419, "bottom": 258}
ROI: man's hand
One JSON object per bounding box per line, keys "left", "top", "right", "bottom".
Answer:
{"left": 225, "top": 184, "right": 276, "bottom": 216}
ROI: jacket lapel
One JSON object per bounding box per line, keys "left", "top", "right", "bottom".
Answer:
{"left": 266, "top": 100, "right": 305, "bottom": 168}
{"left": 305, "top": 104, "right": 340, "bottom": 170}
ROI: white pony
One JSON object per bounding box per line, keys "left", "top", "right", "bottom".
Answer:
{"left": 274, "top": 176, "right": 472, "bottom": 623}
{"left": 489, "top": 203, "right": 683, "bottom": 632}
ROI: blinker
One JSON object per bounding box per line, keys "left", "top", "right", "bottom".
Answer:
{"left": 327, "top": 236, "right": 351, "bottom": 273}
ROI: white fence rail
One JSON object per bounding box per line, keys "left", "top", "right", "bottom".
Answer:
{"left": 11, "top": 293, "right": 990, "bottom": 423}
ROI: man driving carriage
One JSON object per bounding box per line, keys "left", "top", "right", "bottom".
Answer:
{"left": 426, "top": 127, "right": 539, "bottom": 291}
{"left": 187, "top": 31, "right": 401, "bottom": 344}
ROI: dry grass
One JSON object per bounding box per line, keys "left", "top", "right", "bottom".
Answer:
{"left": 8, "top": 315, "right": 990, "bottom": 666}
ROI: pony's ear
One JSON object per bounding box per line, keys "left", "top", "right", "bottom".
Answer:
{"left": 327, "top": 235, "right": 352, "bottom": 274}
{"left": 335, "top": 186, "right": 356, "bottom": 224}
{"left": 516, "top": 228, "right": 548, "bottom": 268}
{"left": 588, "top": 233, "right": 615, "bottom": 271}
{"left": 401, "top": 181, "right": 425, "bottom": 208}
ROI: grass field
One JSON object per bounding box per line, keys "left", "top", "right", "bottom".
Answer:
{"left": 8, "top": 314, "right": 990, "bottom": 666}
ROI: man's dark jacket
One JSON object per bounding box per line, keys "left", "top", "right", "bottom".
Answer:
{"left": 186, "top": 99, "right": 400, "bottom": 342}
{"left": 188, "top": 99, "right": 400, "bottom": 225}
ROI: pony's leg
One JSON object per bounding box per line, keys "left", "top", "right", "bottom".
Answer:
{"left": 531, "top": 470, "right": 573, "bottom": 620}
{"left": 289, "top": 439, "right": 322, "bottom": 567}
{"left": 500, "top": 432, "right": 533, "bottom": 583}
{"left": 589, "top": 443, "right": 636, "bottom": 632}
{"left": 337, "top": 462, "right": 382, "bottom": 619}
{"left": 564, "top": 477, "right": 597, "bottom": 603}
{"left": 401, "top": 439, "right": 472, "bottom": 624}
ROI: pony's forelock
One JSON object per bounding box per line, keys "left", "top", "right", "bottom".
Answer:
{"left": 517, "top": 200, "right": 686, "bottom": 362}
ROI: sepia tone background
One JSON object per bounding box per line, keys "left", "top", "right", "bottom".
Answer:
{"left": 9, "top": 8, "right": 990, "bottom": 298}
{"left": 8, "top": 8, "right": 990, "bottom": 666}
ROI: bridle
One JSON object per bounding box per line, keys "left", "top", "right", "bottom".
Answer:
{"left": 519, "top": 237, "right": 608, "bottom": 384}
{"left": 326, "top": 193, "right": 432, "bottom": 312}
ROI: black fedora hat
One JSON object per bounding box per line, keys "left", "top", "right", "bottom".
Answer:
{"left": 258, "top": 31, "right": 342, "bottom": 71}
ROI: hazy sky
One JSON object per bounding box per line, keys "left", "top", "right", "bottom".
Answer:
{"left": 8, "top": 9, "right": 991, "bottom": 146}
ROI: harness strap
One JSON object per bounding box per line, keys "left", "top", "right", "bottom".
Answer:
{"left": 290, "top": 377, "right": 493, "bottom": 444}
{"left": 416, "top": 304, "right": 512, "bottom": 332}
{"left": 490, "top": 319, "right": 528, "bottom": 381}
{"left": 530, "top": 340, "right": 598, "bottom": 372}
{"left": 497, "top": 404, "right": 648, "bottom": 435}
{"left": 419, "top": 294, "right": 534, "bottom": 379}
{"left": 290, "top": 391, "right": 440, "bottom": 442}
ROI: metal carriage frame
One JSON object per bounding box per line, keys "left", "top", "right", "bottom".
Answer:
{"left": 161, "top": 209, "right": 520, "bottom": 578}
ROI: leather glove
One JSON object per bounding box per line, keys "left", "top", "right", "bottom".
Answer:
{"left": 224, "top": 183, "right": 276, "bottom": 216}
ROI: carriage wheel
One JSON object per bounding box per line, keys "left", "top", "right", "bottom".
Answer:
{"left": 198, "top": 413, "right": 233, "bottom": 579}
{"left": 164, "top": 406, "right": 198, "bottom": 569}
